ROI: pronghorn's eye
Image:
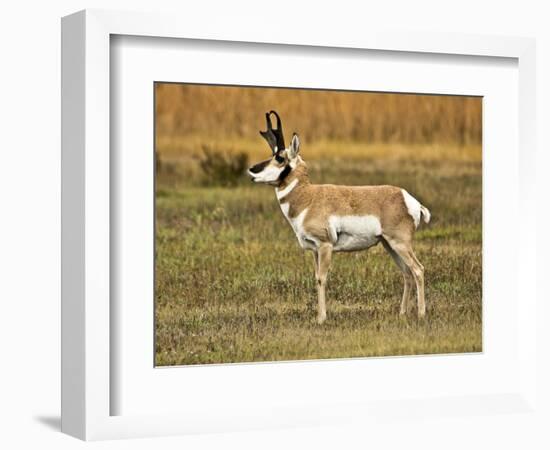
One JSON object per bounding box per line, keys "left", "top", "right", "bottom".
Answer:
{"left": 275, "top": 154, "right": 285, "bottom": 164}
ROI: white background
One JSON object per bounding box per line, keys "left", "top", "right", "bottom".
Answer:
{"left": 0, "top": 1, "right": 548, "bottom": 449}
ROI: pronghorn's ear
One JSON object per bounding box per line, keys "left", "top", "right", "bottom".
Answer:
{"left": 288, "top": 133, "right": 300, "bottom": 159}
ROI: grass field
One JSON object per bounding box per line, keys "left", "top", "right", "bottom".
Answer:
{"left": 154, "top": 140, "right": 482, "bottom": 366}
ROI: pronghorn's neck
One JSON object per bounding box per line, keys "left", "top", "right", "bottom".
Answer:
{"left": 275, "top": 159, "right": 310, "bottom": 201}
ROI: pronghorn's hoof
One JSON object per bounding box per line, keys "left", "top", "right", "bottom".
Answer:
{"left": 417, "top": 310, "right": 426, "bottom": 320}
{"left": 317, "top": 314, "right": 327, "bottom": 325}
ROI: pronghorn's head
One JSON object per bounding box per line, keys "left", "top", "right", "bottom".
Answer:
{"left": 248, "top": 111, "right": 301, "bottom": 186}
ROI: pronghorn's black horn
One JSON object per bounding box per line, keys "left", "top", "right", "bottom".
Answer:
{"left": 269, "top": 110, "right": 286, "bottom": 152}
{"left": 259, "top": 110, "right": 285, "bottom": 154}
{"left": 259, "top": 127, "right": 277, "bottom": 155}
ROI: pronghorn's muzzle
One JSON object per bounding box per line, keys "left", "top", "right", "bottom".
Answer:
{"left": 248, "top": 159, "right": 271, "bottom": 181}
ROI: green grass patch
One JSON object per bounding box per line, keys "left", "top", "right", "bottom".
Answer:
{"left": 155, "top": 145, "right": 482, "bottom": 366}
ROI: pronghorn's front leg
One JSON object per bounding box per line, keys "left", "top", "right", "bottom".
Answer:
{"left": 311, "top": 251, "right": 320, "bottom": 313}
{"left": 315, "top": 243, "right": 333, "bottom": 324}
{"left": 312, "top": 251, "right": 319, "bottom": 280}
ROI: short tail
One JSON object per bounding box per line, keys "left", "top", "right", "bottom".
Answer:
{"left": 420, "top": 205, "right": 431, "bottom": 224}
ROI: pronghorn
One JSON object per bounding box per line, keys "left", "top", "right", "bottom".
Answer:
{"left": 248, "top": 111, "right": 431, "bottom": 324}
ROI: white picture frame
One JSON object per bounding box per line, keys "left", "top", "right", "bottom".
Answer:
{"left": 61, "top": 9, "right": 537, "bottom": 441}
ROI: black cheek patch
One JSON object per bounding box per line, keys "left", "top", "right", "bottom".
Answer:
{"left": 249, "top": 159, "right": 270, "bottom": 174}
{"left": 278, "top": 164, "right": 292, "bottom": 182}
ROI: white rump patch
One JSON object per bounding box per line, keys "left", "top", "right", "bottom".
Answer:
{"left": 420, "top": 205, "right": 431, "bottom": 223}
{"left": 276, "top": 178, "right": 298, "bottom": 200}
{"left": 401, "top": 189, "right": 422, "bottom": 228}
{"left": 328, "top": 215, "right": 382, "bottom": 252}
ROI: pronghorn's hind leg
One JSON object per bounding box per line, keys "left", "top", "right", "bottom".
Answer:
{"left": 382, "top": 234, "right": 426, "bottom": 318}
{"left": 315, "top": 243, "right": 333, "bottom": 324}
{"left": 380, "top": 238, "right": 414, "bottom": 315}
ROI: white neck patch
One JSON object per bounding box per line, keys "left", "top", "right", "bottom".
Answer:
{"left": 276, "top": 178, "right": 299, "bottom": 200}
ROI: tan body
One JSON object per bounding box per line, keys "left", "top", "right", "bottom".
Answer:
{"left": 249, "top": 114, "right": 430, "bottom": 324}
{"left": 277, "top": 164, "right": 415, "bottom": 251}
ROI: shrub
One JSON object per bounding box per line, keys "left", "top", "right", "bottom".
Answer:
{"left": 199, "top": 146, "right": 249, "bottom": 187}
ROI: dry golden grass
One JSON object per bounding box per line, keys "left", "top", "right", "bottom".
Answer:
{"left": 155, "top": 153, "right": 482, "bottom": 366}
{"left": 156, "top": 83, "right": 481, "bottom": 146}
{"left": 157, "top": 134, "right": 481, "bottom": 162}
{"left": 156, "top": 136, "right": 481, "bottom": 189}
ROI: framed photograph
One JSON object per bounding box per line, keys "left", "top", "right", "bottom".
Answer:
{"left": 153, "top": 84, "right": 482, "bottom": 366}
{"left": 61, "top": 9, "right": 538, "bottom": 441}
